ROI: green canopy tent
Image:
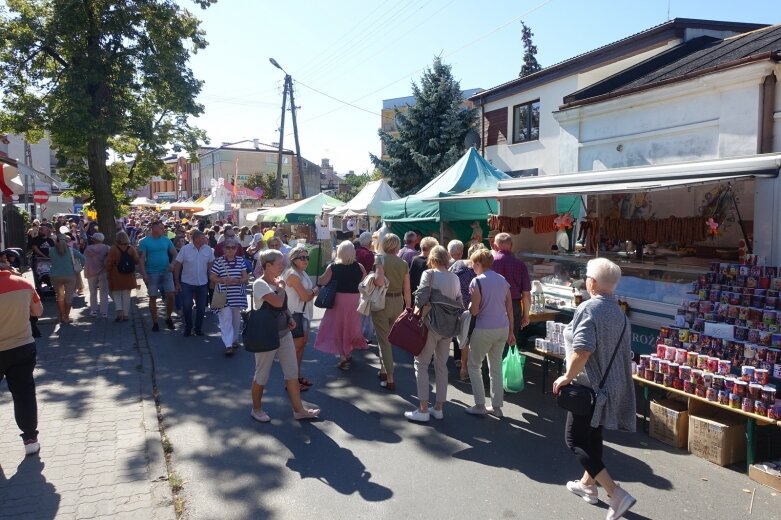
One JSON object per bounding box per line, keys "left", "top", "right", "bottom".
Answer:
{"left": 261, "top": 192, "right": 345, "bottom": 224}
{"left": 379, "top": 147, "right": 511, "bottom": 241}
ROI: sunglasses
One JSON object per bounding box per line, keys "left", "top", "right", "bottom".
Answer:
{"left": 224, "top": 246, "right": 237, "bottom": 250}
{"left": 295, "top": 256, "right": 310, "bottom": 261}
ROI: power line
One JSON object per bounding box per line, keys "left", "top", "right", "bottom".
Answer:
{"left": 296, "top": 0, "right": 394, "bottom": 75}
{"left": 299, "top": 0, "right": 421, "bottom": 82}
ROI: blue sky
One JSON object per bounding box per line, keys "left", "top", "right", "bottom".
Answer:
{"left": 188, "top": 0, "right": 777, "bottom": 176}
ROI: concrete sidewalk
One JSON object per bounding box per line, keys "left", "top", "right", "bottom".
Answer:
{"left": 0, "top": 282, "right": 174, "bottom": 520}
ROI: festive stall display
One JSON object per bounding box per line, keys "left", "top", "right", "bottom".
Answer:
{"left": 639, "top": 262, "right": 781, "bottom": 420}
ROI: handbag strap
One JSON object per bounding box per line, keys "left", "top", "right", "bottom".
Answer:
{"left": 597, "top": 317, "right": 629, "bottom": 390}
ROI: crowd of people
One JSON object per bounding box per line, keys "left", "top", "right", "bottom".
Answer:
{"left": 4, "top": 211, "right": 638, "bottom": 519}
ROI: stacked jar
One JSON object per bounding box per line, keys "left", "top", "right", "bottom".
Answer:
{"left": 640, "top": 344, "right": 778, "bottom": 418}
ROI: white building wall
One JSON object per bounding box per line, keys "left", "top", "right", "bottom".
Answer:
{"left": 554, "top": 61, "right": 781, "bottom": 263}
{"left": 480, "top": 39, "right": 685, "bottom": 178}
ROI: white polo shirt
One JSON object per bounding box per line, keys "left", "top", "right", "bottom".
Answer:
{"left": 175, "top": 243, "right": 215, "bottom": 286}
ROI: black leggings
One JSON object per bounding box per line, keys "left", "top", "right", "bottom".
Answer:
{"left": 565, "top": 411, "right": 605, "bottom": 478}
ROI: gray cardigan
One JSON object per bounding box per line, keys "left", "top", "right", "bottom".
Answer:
{"left": 570, "top": 295, "right": 636, "bottom": 431}
{"left": 414, "top": 271, "right": 464, "bottom": 338}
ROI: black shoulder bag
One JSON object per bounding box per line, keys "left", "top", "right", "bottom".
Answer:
{"left": 314, "top": 263, "right": 338, "bottom": 309}
{"left": 557, "top": 318, "right": 628, "bottom": 416}
{"left": 243, "top": 286, "right": 288, "bottom": 353}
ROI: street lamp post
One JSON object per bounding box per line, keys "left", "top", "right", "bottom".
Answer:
{"left": 270, "top": 58, "right": 307, "bottom": 200}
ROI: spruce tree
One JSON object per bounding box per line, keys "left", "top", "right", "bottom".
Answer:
{"left": 370, "top": 57, "right": 476, "bottom": 195}
{"left": 519, "top": 22, "right": 542, "bottom": 78}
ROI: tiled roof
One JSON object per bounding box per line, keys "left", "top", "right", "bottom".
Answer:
{"left": 563, "top": 24, "right": 781, "bottom": 106}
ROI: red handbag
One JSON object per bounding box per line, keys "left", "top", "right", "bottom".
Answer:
{"left": 388, "top": 308, "right": 428, "bottom": 356}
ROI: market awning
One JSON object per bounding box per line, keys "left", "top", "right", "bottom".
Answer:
{"left": 423, "top": 153, "right": 781, "bottom": 201}
{"left": 245, "top": 209, "right": 268, "bottom": 222}
{"left": 194, "top": 208, "right": 221, "bottom": 217}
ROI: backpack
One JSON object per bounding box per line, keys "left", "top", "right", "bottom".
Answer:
{"left": 117, "top": 246, "right": 136, "bottom": 274}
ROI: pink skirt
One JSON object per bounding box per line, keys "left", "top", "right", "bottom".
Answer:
{"left": 314, "top": 292, "right": 368, "bottom": 357}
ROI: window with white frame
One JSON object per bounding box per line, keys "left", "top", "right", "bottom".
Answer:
{"left": 512, "top": 99, "right": 540, "bottom": 144}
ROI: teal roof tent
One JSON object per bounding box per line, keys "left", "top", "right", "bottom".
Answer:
{"left": 379, "top": 148, "right": 511, "bottom": 223}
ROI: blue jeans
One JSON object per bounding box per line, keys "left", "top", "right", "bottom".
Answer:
{"left": 180, "top": 283, "right": 208, "bottom": 333}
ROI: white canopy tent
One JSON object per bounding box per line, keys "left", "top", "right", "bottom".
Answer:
{"left": 327, "top": 179, "right": 399, "bottom": 217}
{"left": 129, "top": 197, "right": 159, "bottom": 208}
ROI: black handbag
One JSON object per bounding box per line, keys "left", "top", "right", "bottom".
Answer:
{"left": 314, "top": 264, "right": 337, "bottom": 309}
{"left": 557, "top": 319, "right": 628, "bottom": 416}
{"left": 243, "top": 292, "right": 289, "bottom": 353}
{"left": 291, "top": 301, "right": 307, "bottom": 339}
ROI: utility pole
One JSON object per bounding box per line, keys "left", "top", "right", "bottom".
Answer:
{"left": 270, "top": 58, "right": 307, "bottom": 200}
{"left": 274, "top": 79, "right": 288, "bottom": 199}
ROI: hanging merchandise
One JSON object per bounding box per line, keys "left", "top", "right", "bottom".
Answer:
{"left": 487, "top": 214, "right": 534, "bottom": 234}
{"left": 533, "top": 214, "right": 557, "bottom": 234}
{"left": 706, "top": 217, "right": 720, "bottom": 238}
{"left": 554, "top": 212, "right": 574, "bottom": 231}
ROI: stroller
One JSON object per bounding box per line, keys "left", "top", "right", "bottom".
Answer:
{"left": 33, "top": 257, "right": 55, "bottom": 297}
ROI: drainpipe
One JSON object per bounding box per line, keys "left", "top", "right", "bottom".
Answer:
{"left": 760, "top": 73, "right": 776, "bottom": 153}
{"left": 479, "top": 100, "right": 485, "bottom": 157}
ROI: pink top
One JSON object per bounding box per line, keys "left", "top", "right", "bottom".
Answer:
{"left": 84, "top": 243, "right": 110, "bottom": 277}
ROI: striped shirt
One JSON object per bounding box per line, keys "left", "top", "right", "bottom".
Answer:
{"left": 210, "top": 256, "right": 248, "bottom": 309}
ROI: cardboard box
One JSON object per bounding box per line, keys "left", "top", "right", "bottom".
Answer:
{"left": 749, "top": 464, "right": 781, "bottom": 492}
{"left": 687, "top": 400, "right": 746, "bottom": 466}
{"left": 650, "top": 399, "right": 689, "bottom": 449}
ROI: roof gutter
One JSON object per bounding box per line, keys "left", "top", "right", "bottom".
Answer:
{"left": 559, "top": 51, "right": 781, "bottom": 110}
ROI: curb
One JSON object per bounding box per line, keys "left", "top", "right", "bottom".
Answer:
{"left": 131, "top": 289, "right": 177, "bottom": 520}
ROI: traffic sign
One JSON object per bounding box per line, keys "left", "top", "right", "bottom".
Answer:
{"left": 33, "top": 190, "right": 49, "bottom": 204}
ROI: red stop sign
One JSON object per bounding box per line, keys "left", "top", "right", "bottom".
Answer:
{"left": 33, "top": 190, "right": 49, "bottom": 204}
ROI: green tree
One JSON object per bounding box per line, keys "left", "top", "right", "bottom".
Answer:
{"left": 370, "top": 57, "right": 476, "bottom": 195}
{"left": 0, "top": 0, "right": 214, "bottom": 243}
{"left": 243, "top": 172, "right": 285, "bottom": 199}
{"left": 335, "top": 171, "right": 372, "bottom": 202}
{"left": 519, "top": 22, "right": 542, "bottom": 78}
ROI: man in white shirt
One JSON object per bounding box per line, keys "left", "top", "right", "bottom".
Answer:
{"left": 173, "top": 230, "right": 215, "bottom": 337}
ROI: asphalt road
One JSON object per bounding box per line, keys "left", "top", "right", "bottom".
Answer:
{"left": 148, "top": 304, "right": 780, "bottom": 520}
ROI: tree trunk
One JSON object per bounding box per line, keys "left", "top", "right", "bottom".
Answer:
{"left": 87, "top": 136, "right": 117, "bottom": 245}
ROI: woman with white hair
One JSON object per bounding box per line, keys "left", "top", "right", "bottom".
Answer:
{"left": 84, "top": 232, "right": 110, "bottom": 318}
{"left": 553, "top": 258, "right": 636, "bottom": 519}
{"left": 313, "top": 240, "right": 368, "bottom": 370}
{"left": 48, "top": 234, "right": 85, "bottom": 324}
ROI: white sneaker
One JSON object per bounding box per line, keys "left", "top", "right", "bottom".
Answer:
{"left": 429, "top": 408, "right": 444, "bottom": 420}
{"left": 465, "top": 405, "right": 488, "bottom": 415}
{"left": 404, "top": 409, "right": 430, "bottom": 422}
{"left": 24, "top": 439, "right": 40, "bottom": 456}
{"left": 566, "top": 480, "right": 598, "bottom": 504}
{"left": 489, "top": 406, "right": 503, "bottom": 418}
{"left": 606, "top": 485, "right": 636, "bottom": 520}
{"left": 250, "top": 409, "right": 270, "bottom": 423}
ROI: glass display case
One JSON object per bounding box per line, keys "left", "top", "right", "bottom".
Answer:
{"left": 520, "top": 253, "right": 702, "bottom": 310}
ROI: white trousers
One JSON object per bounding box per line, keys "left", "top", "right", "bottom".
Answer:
{"left": 218, "top": 307, "right": 242, "bottom": 348}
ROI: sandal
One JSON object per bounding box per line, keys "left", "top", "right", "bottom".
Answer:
{"left": 377, "top": 371, "right": 388, "bottom": 381}
{"left": 299, "top": 383, "right": 309, "bottom": 392}
{"left": 224, "top": 346, "right": 235, "bottom": 357}
{"left": 380, "top": 380, "right": 396, "bottom": 391}
{"left": 299, "top": 377, "right": 313, "bottom": 387}
{"left": 459, "top": 370, "right": 470, "bottom": 381}
{"left": 336, "top": 359, "right": 351, "bottom": 371}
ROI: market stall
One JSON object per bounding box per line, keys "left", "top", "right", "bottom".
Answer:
{"left": 380, "top": 147, "right": 509, "bottom": 243}
{"left": 326, "top": 179, "right": 399, "bottom": 232}
{"left": 442, "top": 154, "right": 781, "bottom": 354}
{"left": 129, "top": 196, "right": 159, "bottom": 208}
{"left": 261, "top": 193, "right": 345, "bottom": 275}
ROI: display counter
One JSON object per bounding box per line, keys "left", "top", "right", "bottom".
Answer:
{"left": 520, "top": 252, "right": 704, "bottom": 353}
